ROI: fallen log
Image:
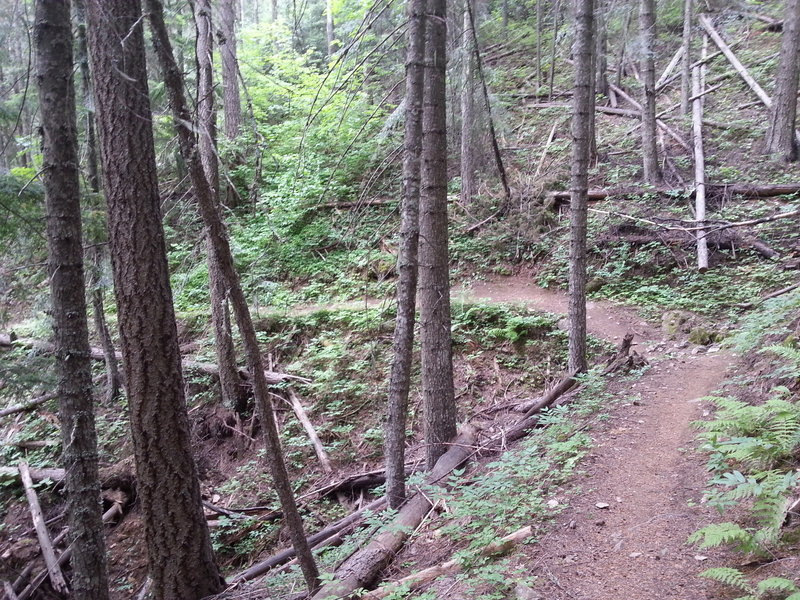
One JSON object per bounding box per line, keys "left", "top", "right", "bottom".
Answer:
{"left": 698, "top": 14, "right": 772, "bottom": 108}
{"left": 0, "top": 393, "right": 58, "bottom": 418}
{"left": 230, "top": 496, "right": 388, "bottom": 584}
{"left": 0, "top": 334, "right": 305, "bottom": 386}
{"left": 309, "top": 426, "right": 479, "bottom": 600}
{"left": 17, "top": 462, "right": 68, "bottom": 596}
{"left": 362, "top": 525, "right": 533, "bottom": 600}
{"left": 548, "top": 183, "right": 800, "bottom": 206}
{"left": 17, "top": 501, "right": 125, "bottom": 600}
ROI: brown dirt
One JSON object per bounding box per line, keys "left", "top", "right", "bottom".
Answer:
{"left": 454, "top": 277, "right": 734, "bottom": 600}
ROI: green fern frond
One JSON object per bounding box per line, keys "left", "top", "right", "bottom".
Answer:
{"left": 689, "top": 523, "right": 753, "bottom": 550}
{"left": 756, "top": 577, "right": 798, "bottom": 594}
{"left": 783, "top": 592, "right": 800, "bottom": 600}
{"left": 699, "top": 567, "right": 754, "bottom": 593}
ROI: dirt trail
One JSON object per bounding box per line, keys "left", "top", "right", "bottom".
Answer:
{"left": 454, "top": 277, "right": 731, "bottom": 600}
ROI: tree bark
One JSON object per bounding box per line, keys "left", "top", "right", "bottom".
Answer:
{"left": 143, "top": 0, "right": 320, "bottom": 591}
{"left": 680, "top": 0, "right": 693, "bottom": 115}
{"left": 74, "top": 0, "right": 121, "bottom": 404}
{"left": 595, "top": 0, "right": 608, "bottom": 97}
{"left": 195, "top": 0, "right": 242, "bottom": 413}
{"left": 219, "top": 0, "right": 242, "bottom": 140}
{"left": 692, "top": 65, "right": 709, "bottom": 270}
{"left": 639, "top": 0, "right": 662, "bottom": 184}
{"left": 765, "top": 0, "right": 800, "bottom": 161}
{"left": 85, "top": 2, "right": 224, "bottom": 598}
{"left": 34, "top": 3, "right": 109, "bottom": 597}
{"left": 385, "top": 0, "right": 426, "bottom": 510}
{"left": 460, "top": 0, "right": 476, "bottom": 206}
{"left": 568, "top": 0, "right": 595, "bottom": 374}
{"left": 419, "top": 0, "right": 457, "bottom": 469}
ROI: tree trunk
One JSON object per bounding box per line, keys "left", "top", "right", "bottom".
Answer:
{"left": 74, "top": 0, "right": 121, "bottom": 404}
{"left": 272, "top": 0, "right": 278, "bottom": 22}
{"left": 460, "top": 0, "right": 476, "bottom": 205}
{"left": 143, "top": 0, "right": 320, "bottom": 591}
{"left": 419, "top": 0, "right": 457, "bottom": 470}
{"left": 692, "top": 65, "right": 709, "bottom": 270}
{"left": 34, "top": 3, "right": 110, "bottom": 597}
{"left": 536, "top": 0, "right": 543, "bottom": 90}
{"left": 195, "top": 0, "right": 242, "bottom": 413}
{"left": 219, "top": 0, "right": 242, "bottom": 140}
{"left": 765, "top": 0, "right": 800, "bottom": 161}
{"left": 385, "top": 0, "right": 426, "bottom": 511}
{"left": 85, "top": 2, "right": 224, "bottom": 598}
{"left": 548, "top": 0, "right": 561, "bottom": 100}
{"left": 594, "top": 0, "right": 608, "bottom": 97}
{"left": 680, "top": 0, "right": 693, "bottom": 115}
{"left": 639, "top": 0, "right": 662, "bottom": 184}
{"left": 325, "top": 0, "right": 335, "bottom": 56}
{"left": 88, "top": 249, "right": 121, "bottom": 403}
{"left": 568, "top": 0, "right": 594, "bottom": 374}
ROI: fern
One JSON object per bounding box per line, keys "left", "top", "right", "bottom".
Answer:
{"left": 689, "top": 523, "right": 757, "bottom": 553}
{"left": 700, "top": 567, "right": 754, "bottom": 593}
{"left": 756, "top": 577, "right": 798, "bottom": 595}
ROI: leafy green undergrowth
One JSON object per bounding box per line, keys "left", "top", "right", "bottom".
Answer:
{"left": 690, "top": 290, "right": 800, "bottom": 597}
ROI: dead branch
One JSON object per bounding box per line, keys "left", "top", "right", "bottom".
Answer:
{"left": 230, "top": 496, "right": 388, "bottom": 584}
{"left": 0, "top": 393, "right": 58, "bottom": 418}
{"left": 17, "top": 461, "right": 68, "bottom": 596}
{"left": 0, "top": 334, "right": 306, "bottom": 386}
{"left": 699, "top": 14, "right": 772, "bottom": 108}
{"left": 362, "top": 525, "right": 534, "bottom": 599}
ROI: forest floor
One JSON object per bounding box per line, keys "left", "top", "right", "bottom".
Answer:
{"left": 444, "top": 276, "right": 735, "bottom": 599}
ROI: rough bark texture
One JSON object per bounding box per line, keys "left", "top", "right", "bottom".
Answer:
{"left": 568, "top": 0, "right": 595, "bottom": 374}
{"left": 765, "top": 0, "right": 800, "bottom": 161}
{"left": 143, "top": 0, "right": 320, "bottom": 591}
{"left": 385, "top": 0, "right": 426, "bottom": 511}
{"left": 74, "top": 0, "right": 121, "bottom": 404}
{"left": 460, "top": 0, "right": 476, "bottom": 205}
{"left": 639, "top": 0, "right": 662, "bottom": 184}
{"left": 34, "top": 3, "right": 109, "bottom": 598}
{"left": 85, "top": 2, "right": 224, "bottom": 598}
{"left": 195, "top": 0, "right": 242, "bottom": 413}
{"left": 219, "top": 0, "right": 242, "bottom": 139}
{"left": 680, "top": 0, "right": 693, "bottom": 115}
{"left": 419, "top": 0, "right": 457, "bottom": 469}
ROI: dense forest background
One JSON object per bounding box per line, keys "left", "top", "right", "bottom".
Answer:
{"left": 0, "top": 0, "right": 799, "bottom": 599}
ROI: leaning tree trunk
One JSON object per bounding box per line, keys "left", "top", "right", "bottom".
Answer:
{"left": 765, "top": 0, "right": 800, "bottom": 161}
{"left": 34, "top": 3, "right": 109, "bottom": 598}
{"left": 195, "top": 0, "right": 242, "bottom": 413}
{"left": 568, "top": 0, "right": 595, "bottom": 374}
{"left": 460, "top": 0, "right": 476, "bottom": 205}
{"left": 74, "top": 0, "right": 121, "bottom": 404}
{"left": 85, "top": 2, "right": 224, "bottom": 598}
{"left": 144, "top": 0, "right": 320, "bottom": 591}
{"left": 639, "top": 0, "right": 662, "bottom": 184}
{"left": 419, "top": 0, "right": 458, "bottom": 469}
{"left": 385, "top": 0, "right": 427, "bottom": 511}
